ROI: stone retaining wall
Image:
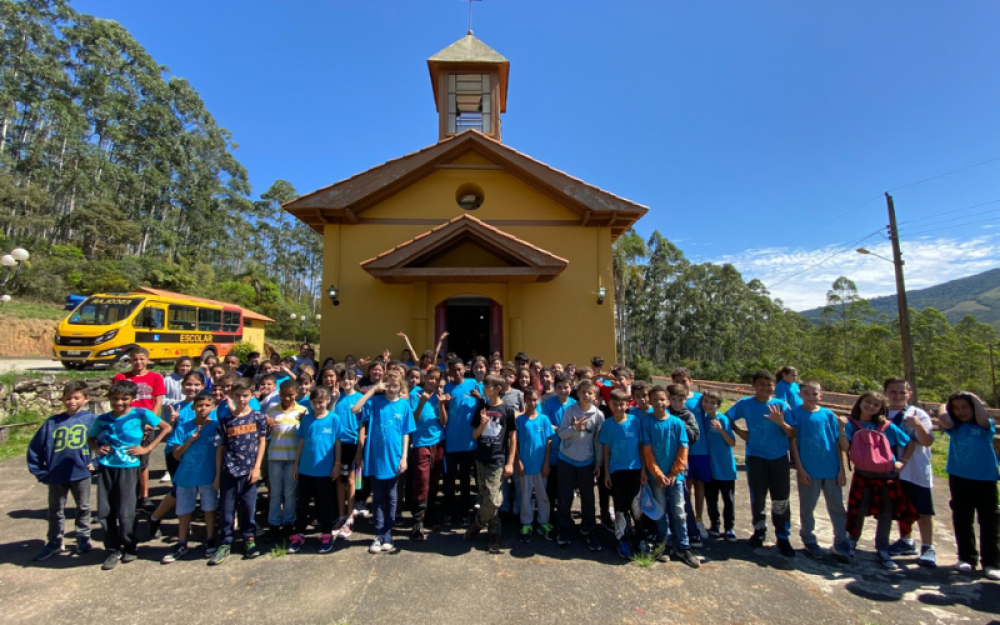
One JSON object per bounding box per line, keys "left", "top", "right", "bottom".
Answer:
{"left": 0, "top": 376, "right": 111, "bottom": 425}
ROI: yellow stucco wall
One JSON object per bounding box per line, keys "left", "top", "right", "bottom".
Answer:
{"left": 243, "top": 320, "right": 267, "bottom": 353}
{"left": 318, "top": 162, "right": 617, "bottom": 367}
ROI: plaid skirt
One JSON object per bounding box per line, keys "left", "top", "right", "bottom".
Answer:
{"left": 845, "top": 472, "right": 918, "bottom": 537}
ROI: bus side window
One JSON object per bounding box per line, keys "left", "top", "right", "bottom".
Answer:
{"left": 223, "top": 311, "right": 241, "bottom": 333}
{"left": 169, "top": 305, "right": 197, "bottom": 331}
{"left": 199, "top": 308, "right": 221, "bottom": 333}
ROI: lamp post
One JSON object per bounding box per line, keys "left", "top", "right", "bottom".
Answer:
{"left": 856, "top": 192, "right": 917, "bottom": 401}
{"left": 290, "top": 313, "right": 322, "bottom": 344}
{"left": 1, "top": 247, "right": 30, "bottom": 305}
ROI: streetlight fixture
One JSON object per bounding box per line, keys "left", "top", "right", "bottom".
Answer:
{"left": 327, "top": 284, "right": 340, "bottom": 307}
{"left": 1, "top": 246, "right": 29, "bottom": 304}
{"left": 597, "top": 284, "right": 607, "bottom": 305}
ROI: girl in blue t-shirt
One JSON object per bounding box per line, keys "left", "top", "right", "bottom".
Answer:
{"left": 774, "top": 366, "right": 803, "bottom": 410}
{"left": 844, "top": 391, "right": 917, "bottom": 571}
{"left": 939, "top": 391, "right": 1000, "bottom": 579}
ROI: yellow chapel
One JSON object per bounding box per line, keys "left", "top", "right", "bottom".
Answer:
{"left": 285, "top": 33, "right": 647, "bottom": 365}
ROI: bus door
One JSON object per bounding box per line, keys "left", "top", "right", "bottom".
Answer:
{"left": 133, "top": 302, "right": 169, "bottom": 360}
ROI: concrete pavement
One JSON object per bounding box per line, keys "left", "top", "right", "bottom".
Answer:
{"left": 1, "top": 450, "right": 998, "bottom": 625}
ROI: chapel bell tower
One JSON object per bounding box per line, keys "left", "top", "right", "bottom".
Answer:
{"left": 428, "top": 32, "right": 510, "bottom": 142}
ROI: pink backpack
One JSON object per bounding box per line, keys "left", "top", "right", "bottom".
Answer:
{"left": 848, "top": 418, "right": 896, "bottom": 474}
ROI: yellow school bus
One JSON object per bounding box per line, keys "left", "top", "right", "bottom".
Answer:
{"left": 52, "top": 287, "right": 273, "bottom": 369}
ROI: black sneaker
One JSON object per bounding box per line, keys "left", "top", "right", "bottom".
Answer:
{"left": 208, "top": 543, "right": 230, "bottom": 565}
{"left": 101, "top": 550, "right": 122, "bottom": 570}
{"left": 678, "top": 549, "right": 701, "bottom": 568}
{"left": 148, "top": 518, "right": 162, "bottom": 541}
{"left": 587, "top": 534, "right": 602, "bottom": 552}
{"left": 777, "top": 538, "right": 796, "bottom": 558}
{"left": 121, "top": 551, "right": 138, "bottom": 563}
{"left": 442, "top": 515, "right": 453, "bottom": 527}
{"left": 244, "top": 540, "right": 261, "bottom": 559}
{"left": 708, "top": 524, "right": 722, "bottom": 539}
{"left": 260, "top": 527, "right": 280, "bottom": 543}
{"left": 749, "top": 528, "right": 766, "bottom": 548}
{"left": 76, "top": 536, "right": 94, "bottom": 554}
{"left": 33, "top": 541, "right": 64, "bottom": 561}
{"left": 488, "top": 534, "right": 501, "bottom": 554}
{"left": 556, "top": 532, "right": 570, "bottom": 547}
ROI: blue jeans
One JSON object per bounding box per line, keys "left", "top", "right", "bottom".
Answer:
{"left": 650, "top": 480, "right": 689, "bottom": 549}
{"left": 371, "top": 476, "right": 398, "bottom": 542}
{"left": 219, "top": 472, "right": 257, "bottom": 546}
{"left": 268, "top": 460, "right": 297, "bottom": 527}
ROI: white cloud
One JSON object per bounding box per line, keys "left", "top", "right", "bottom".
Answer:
{"left": 711, "top": 234, "right": 1000, "bottom": 311}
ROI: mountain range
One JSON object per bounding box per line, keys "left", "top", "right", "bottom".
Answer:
{"left": 798, "top": 268, "right": 1000, "bottom": 329}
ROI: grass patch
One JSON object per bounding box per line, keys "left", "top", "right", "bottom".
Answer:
{"left": 0, "top": 299, "right": 67, "bottom": 321}
{"left": 270, "top": 541, "right": 288, "bottom": 558}
{"left": 0, "top": 409, "right": 45, "bottom": 463}
{"left": 0, "top": 368, "right": 101, "bottom": 387}
{"left": 631, "top": 550, "right": 656, "bottom": 567}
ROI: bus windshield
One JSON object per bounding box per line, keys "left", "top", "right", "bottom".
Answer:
{"left": 68, "top": 297, "right": 142, "bottom": 326}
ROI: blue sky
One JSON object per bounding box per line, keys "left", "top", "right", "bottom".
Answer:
{"left": 75, "top": 0, "right": 1000, "bottom": 310}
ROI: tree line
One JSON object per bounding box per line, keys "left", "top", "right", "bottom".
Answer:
{"left": 612, "top": 229, "right": 1000, "bottom": 405}
{"left": 0, "top": 0, "right": 322, "bottom": 341}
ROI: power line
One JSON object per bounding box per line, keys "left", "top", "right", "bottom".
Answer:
{"left": 897, "top": 198, "right": 1000, "bottom": 227}
{"left": 898, "top": 215, "right": 1000, "bottom": 238}
{"left": 783, "top": 194, "right": 882, "bottom": 247}
{"left": 898, "top": 204, "right": 1000, "bottom": 233}
{"left": 887, "top": 155, "right": 1000, "bottom": 193}
{"left": 768, "top": 228, "right": 884, "bottom": 288}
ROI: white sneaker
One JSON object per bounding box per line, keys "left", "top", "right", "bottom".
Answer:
{"left": 696, "top": 520, "right": 709, "bottom": 540}
{"left": 338, "top": 518, "right": 354, "bottom": 539}
{"left": 985, "top": 567, "right": 1000, "bottom": 581}
{"left": 159, "top": 474, "right": 172, "bottom": 483}
{"left": 957, "top": 561, "right": 974, "bottom": 573}
{"left": 381, "top": 541, "right": 394, "bottom": 552}
{"left": 369, "top": 538, "right": 382, "bottom": 554}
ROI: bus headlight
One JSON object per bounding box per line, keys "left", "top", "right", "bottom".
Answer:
{"left": 97, "top": 329, "right": 119, "bottom": 344}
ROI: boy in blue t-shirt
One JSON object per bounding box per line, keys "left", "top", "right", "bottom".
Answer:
{"left": 640, "top": 385, "right": 699, "bottom": 568}
{"left": 728, "top": 369, "right": 795, "bottom": 557}
{"left": 789, "top": 380, "right": 850, "bottom": 562}
{"left": 701, "top": 390, "right": 738, "bottom": 542}
{"left": 353, "top": 371, "right": 416, "bottom": 554}
{"left": 672, "top": 367, "right": 709, "bottom": 547}
{"left": 516, "top": 387, "right": 555, "bottom": 542}
{"left": 441, "top": 360, "right": 480, "bottom": 526}
{"left": 27, "top": 381, "right": 98, "bottom": 561}
{"left": 87, "top": 380, "right": 172, "bottom": 570}
{"left": 161, "top": 392, "right": 219, "bottom": 563}
{"left": 209, "top": 378, "right": 267, "bottom": 565}
{"left": 541, "top": 373, "right": 577, "bottom": 517}
{"left": 290, "top": 386, "right": 340, "bottom": 555}
{"left": 938, "top": 391, "right": 1000, "bottom": 578}
{"left": 600, "top": 388, "right": 644, "bottom": 558}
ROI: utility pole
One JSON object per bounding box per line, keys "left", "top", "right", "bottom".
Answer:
{"left": 886, "top": 192, "right": 918, "bottom": 402}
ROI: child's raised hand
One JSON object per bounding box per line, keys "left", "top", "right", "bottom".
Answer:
{"left": 766, "top": 403, "right": 785, "bottom": 425}
{"left": 439, "top": 331, "right": 449, "bottom": 341}
{"left": 709, "top": 418, "right": 723, "bottom": 432}
{"left": 572, "top": 416, "right": 586, "bottom": 431}
{"left": 167, "top": 405, "right": 179, "bottom": 425}
{"left": 396, "top": 332, "right": 408, "bottom": 340}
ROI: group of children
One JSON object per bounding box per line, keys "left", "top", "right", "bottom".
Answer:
{"left": 24, "top": 344, "right": 1000, "bottom": 580}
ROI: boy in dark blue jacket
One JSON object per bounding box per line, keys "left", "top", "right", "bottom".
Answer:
{"left": 27, "top": 381, "right": 98, "bottom": 561}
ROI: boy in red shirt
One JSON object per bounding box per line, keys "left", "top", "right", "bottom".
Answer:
{"left": 112, "top": 348, "right": 165, "bottom": 510}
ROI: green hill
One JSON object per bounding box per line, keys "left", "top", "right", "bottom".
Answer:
{"left": 799, "top": 268, "right": 1000, "bottom": 328}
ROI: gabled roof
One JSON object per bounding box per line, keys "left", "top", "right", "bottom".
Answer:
{"left": 360, "top": 214, "right": 569, "bottom": 284}
{"left": 131, "top": 287, "right": 275, "bottom": 323}
{"left": 284, "top": 130, "right": 648, "bottom": 241}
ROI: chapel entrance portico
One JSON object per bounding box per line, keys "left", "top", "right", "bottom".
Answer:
{"left": 435, "top": 295, "right": 501, "bottom": 360}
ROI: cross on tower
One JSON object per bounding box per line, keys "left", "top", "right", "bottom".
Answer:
{"left": 463, "top": 0, "right": 482, "bottom": 34}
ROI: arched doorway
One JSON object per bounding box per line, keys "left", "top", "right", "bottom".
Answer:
{"left": 434, "top": 296, "right": 503, "bottom": 361}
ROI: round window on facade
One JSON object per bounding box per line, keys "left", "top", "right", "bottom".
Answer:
{"left": 456, "top": 183, "right": 485, "bottom": 211}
